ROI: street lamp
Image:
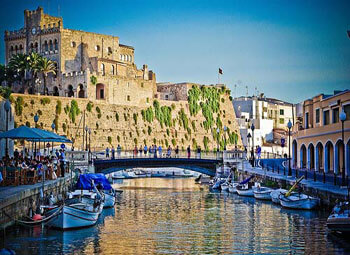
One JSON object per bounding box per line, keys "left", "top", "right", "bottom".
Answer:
{"left": 287, "top": 119, "right": 293, "bottom": 176}
{"left": 51, "top": 122, "right": 55, "bottom": 154}
{"left": 85, "top": 126, "right": 88, "bottom": 151}
{"left": 247, "top": 132, "right": 251, "bottom": 160}
{"left": 34, "top": 114, "right": 39, "bottom": 158}
{"left": 340, "top": 109, "right": 346, "bottom": 186}
{"left": 4, "top": 100, "right": 11, "bottom": 157}
{"left": 251, "top": 123, "right": 255, "bottom": 167}
{"left": 88, "top": 128, "right": 91, "bottom": 163}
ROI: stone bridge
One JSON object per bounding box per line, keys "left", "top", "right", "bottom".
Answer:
{"left": 93, "top": 157, "right": 222, "bottom": 177}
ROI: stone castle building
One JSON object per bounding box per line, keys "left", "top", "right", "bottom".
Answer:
{"left": 4, "top": 7, "right": 156, "bottom": 106}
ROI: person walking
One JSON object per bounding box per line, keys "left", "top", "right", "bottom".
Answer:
{"left": 154, "top": 145, "right": 158, "bottom": 158}
{"left": 139, "top": 146, "right": 143, "bottom": 157}
{"left": 106, "top": 147, "right": 110, "bottom": 159}
{"left": 134, "top": 146, "right": 138, "bottom": 158}
{"left": 59, "top": 149, "right": 65, "bottom": 177}
{"left": 187, "top": 146, "right": 191, "bottom": 159}
{"left": 197, "top": 146, "right": 201, "bottom": 159}
{"left": 167, "top": 146, "right": 172, "bottom": 158}
{"left": 158, "top": 145, "right": 162, "bottom": 158}
{"left": 117, "top": 144, "right": 121, "bottom": 158}
{"left": 111, "top": 146, "right": 115, "bottom": 159}
{"left": 175, "top": 146, "right": 179, "bottom": 158}
{"left": 144, "top": 144, "right": 148, "bottom": 156}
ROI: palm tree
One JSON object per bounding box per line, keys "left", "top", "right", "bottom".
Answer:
{"left": 27, "top": 52, "right": 41, "bottom": 92}
{"left": 7, "top": 53, "right": 28, "bottom": 92}
{"left": 37, "top": 57, "right": 56, "bottom": 95}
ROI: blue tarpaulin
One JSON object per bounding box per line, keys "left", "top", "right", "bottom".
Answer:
{"left": 76, "top": 173, "right": 112, "bottom": 190}
{"left": 239, "top": 175, "right": 254, "bottom": 185}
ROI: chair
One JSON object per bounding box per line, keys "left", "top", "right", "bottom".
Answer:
{"left": 6, "top": 167, "right": 20, "bottom": 186}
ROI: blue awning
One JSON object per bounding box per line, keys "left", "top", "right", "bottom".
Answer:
{"left": 76, "top": 173, "right": 113, "bottom": 191}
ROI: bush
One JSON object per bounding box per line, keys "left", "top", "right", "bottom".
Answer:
{"left": 117, "top": 135, "right": 120, "bottom": 142}
{"left": 97, "top": 113, "right": 102, "bottom": 119}
{"left": 221, "top": 98, "right": 225, "bottom": 103}
{"left": 86, "top": 102, "right": 93, "bottom": 112}
{"left": 166, "top": 129, "right": 170, "bottom": 136}
{"left": 133, "top": 138, "right": 137, "bottom": 145}
{"left": 96, "top": 106, "right": 101, "bottom": 113}
{"left": 30, "top": 99, "right": 35, "bottom": 105}
{"left": 0, "top": 86, "right": 11, "bottom": 98}
{"left": 56, "top": 100, "right": 62, "bottom": 115}
{"left": 14, "top": 96, "right": 24, "bottom": 116}
{"left": 90, "top": 75, "right": 97, "bottom": 85}
{"left": 37, "top": 109, "right": 42, "bottom": 115}
{"left": 133, "top": 113, "right": 138, "bottom": 125}
{"left": 62, "top": 123, "right": 67, "bottom": 133}
{"left": 69, "top": 100, "right": 80, "bottom": 123}
{"left": 229, "top": 96, "right": 233, "bottom": 101}
{"left": 108, "top": 136, "right": 112, "bottom": 144}
{"left": 147, "top": 126, "right": 152, "bottom": 135}
{"left": 115, "top": 112, "right": 119, "bottom": 121}
{"left": 40, "top": 97, "right": 50, "bottom": 105}
{"left": 171, "top": 103, "right": 176, "bottom": 110}
{"left": 203, "top": 136, "right": 209, "bottom": 151}
{"left": 171, "top": 138, "right": 176, "bottom": 146}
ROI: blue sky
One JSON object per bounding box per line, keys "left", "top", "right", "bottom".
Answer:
{"left": 0, "top": 0, "right": 349, "bottom": 103}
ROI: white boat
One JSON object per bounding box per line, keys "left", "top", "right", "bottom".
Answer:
{"left": 236, "top": 184, "right": 255, "bottom": 197}
{"left": 228, "top": 182, "right": 239, "bottom": 193}
{"left": 45, "top": 200, "right": 102, "bottom": 230}
{"left": 279, "top": 193, "right": 319, "bottom": 210}
{"left": 103, "top": 189, "right": 116, "bottom": 208}
{"left": 112, "top": 171, "right": 125, "bottom": 179}
{"left": 253, "top": 187, "right": 273, "bottom": 200}
{"left": 45, "top": 190, "right": 103, "bottom": 230}
{"left": 327, "top": 202, "right": 350, "bottom": 233}
{"left": 270, "top": 189, "right": 287, "bottom": 204}
{"left": 221, "top": 182, "right": 230, "bottom": 192}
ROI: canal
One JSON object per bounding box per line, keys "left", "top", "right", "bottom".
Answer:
{"left": 2, "top": 177, "right": 350, "bottom": 254}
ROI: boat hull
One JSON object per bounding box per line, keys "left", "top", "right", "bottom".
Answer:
{"left": 279, "top": 195, "right": 319, "bottom": 210}
{"left": 237, "top": 188, "right": 254, "bottom": 197}
{"left": 221, "top": 184, "right": 229, "bottom": 192}
{"left": 327, "top": 217, "right": 350, "bottom": 233}
{"left": 254, "top": 188, "right": 272, "bottom": 200}
{"left": 104, "top": 193, "right": 116, "bottom": 208}
{"left": 228, "top": 183, "right": 239, "bottom": 193}
{"left": 270, "top": 189, "right": 287, "bottom": 204}
{"left": 46, "top": 204, "right": 100, "bottom": 230}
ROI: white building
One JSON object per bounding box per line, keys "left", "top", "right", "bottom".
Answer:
{"left": 233, "top": 94, "right": 295, "bottom": 156}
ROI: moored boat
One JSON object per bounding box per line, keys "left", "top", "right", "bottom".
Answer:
{"left": 45, "top": 198, "right": 102, "bottom": 230}
{"left": 270, "top": 188, "right": 287, "bottom": 204}
{"left": 228, "top": 182, "right": 239, "bottom": 193}
{"left": 221, "top": 182, "right": 229, "bottom": 192}
{"left": 253, "top": 187, "right": 273, "bottom": 200}
{"left": 236, "top": 183, "right": 256, "bottom": 197}
{"left": 279, "top": 193, "right": 319, "bottom": 210}
{"left": 327, "top": 202, "right": 350, "bottom": 233}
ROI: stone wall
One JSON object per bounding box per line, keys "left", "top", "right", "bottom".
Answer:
{"left": 0, "top": 176, "right": 72, "bottom": 228}
{"left": 3, "top": 91, "right": 242, "bottom": 152}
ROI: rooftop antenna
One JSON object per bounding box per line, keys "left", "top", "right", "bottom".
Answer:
{"left": 255, "top": 86, "right": 257, "bottom": 97}
{"left": 245, "top": 85, "right": 248, "bottom": 97}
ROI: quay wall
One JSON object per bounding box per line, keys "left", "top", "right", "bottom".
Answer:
{"left": 0, "top": 177, "right": 72, "bottom": 228}
{"left": 235, "top": 166, "right": 347, "bottom": 207}
{"left": 1, "top": 92, "right": 242, "bottom": 153}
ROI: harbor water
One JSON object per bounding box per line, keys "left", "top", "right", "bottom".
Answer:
{"left": 2, "top": 177, "right": 350, "bottom": 254}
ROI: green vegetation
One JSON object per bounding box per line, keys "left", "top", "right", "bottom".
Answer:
{"left": 68, "top": 100, "right": 80, "bottom": 123}
{"left": 178, "top": 108, "right": 189, "bottom": 130}
{"left": 37, "top": 109, "right": 42, "bottom": 115}
{"left": 56, "top": 100, "right": 62, "bottom": 115}
{"left": 203, "top": 136, "right": 209, "bottom": 151}
{"left": 115, "top": 112, "right": 119, "bottom": 121}
{"left": 86, "top": 101, "right": 93, "bottom": 112}
{"left": 147, "top": 126, "right": 152, "bottom": 135}
{"left": 25, "top": 121, "right": 30, "bottom": 127}
{"left": 62, "top": 123, "right": 67, "bottom": 133}
{"left": 133, "top": 138, "right": 138, "bottom": 145}
{"left": 133, "top": 113, "right": 138, "bottom": 125}
{"left": 171, "top": 138, "right": 176, "bottom": 146}
{"left": 124, "top": 113, "right": 128, "bottom": 121}
{"left": 117, "top": 135, "right": 120, "bottom": 143}
{"left": 0, "top": 86, "right": 11, "bottom": 99}
{"left": 166, "top": 129, "right": 170, "bottom": 136}
{"left": 40, "top": 97, "right": 51, "bottom": 105}
{"left": 14, "top": 96, "right": 24, "bottom": 116}
{"left": 54, "top": 116, "right": 58, "bottom": 132}
{"left": 141, "top": 107, "right": 154, "bottom": 123}
{"left": 90, "top": 75, "right": 97, "bottom": 85}
{"left": 30, "top": 99, "right": 35, "bottom": 106}
{"left": 108, "top": 136, "right": 112, "bottom": 144}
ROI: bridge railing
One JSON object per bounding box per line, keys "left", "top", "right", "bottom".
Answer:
{"left": 92, "top": 149, "right": 246, "bottom": 161}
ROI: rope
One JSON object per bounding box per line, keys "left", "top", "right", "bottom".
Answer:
{"left": 3, "top": 205, "right": 64, "bottom": 226}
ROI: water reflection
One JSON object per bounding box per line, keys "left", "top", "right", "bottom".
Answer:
{"left": 2, "top": 178, "right": 350, "bottom": 254}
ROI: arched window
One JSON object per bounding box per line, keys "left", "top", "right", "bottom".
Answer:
{"left": 19, "top": 44, "right": 23, "bottom": 53}
{"left": 130, "top": 55, "right": 132, "bottom": 62}
{"left": 95, "top": 45, "right": 100, "bottom": 51}
{"left": 120, "top": 54, "right": 122, "bottom": 60}
{"left": 44, "top": 41, "right": 48, "bottom": 51}
{"left": 111, "top": 65, "right": 115, "bottom": 75}
{"left": 34, "top": 42, "right": 38, "bottom": 52}
{"left": 78, "top": 84, "right": 85, "bottom": 98}
{"left": 53, "top": 86, "right": 59, "bottom": 96}
{"left": 49, "top": 40, "right": 53, "bottom": 51}
{"left": 10, "top": 46, "right": 13, "bottom": 52}
{"left": 30, "top": 43, "right": 34, "bottom": 52}
{"left": 15, "top": 45, "right": 18, "bottom": 54}
{"left": 101, "top": 63, "right": 105, "bottom": 76}
{"left": 108, "top": 47, "right": 112, "bottom": 54}
{"left": 54, "top": 39, "right": 58, "bottom": 50}
{"left": 67, "top": 85, "right": 74, "bottom": 97}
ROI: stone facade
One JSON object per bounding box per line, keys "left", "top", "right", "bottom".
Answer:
{"left": 4, "top": 7, "right": 156, "bottom": 107}
{"left": 1, "top": 92, "right": 242, "bottom": 151}
{"left": 291, "top": 90, "right": 350, "bottom": 175}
